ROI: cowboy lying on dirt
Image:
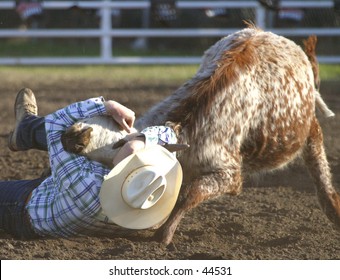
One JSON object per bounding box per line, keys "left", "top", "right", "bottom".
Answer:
{"left": 0, "top": 88, "right": 183, "bottom": 239}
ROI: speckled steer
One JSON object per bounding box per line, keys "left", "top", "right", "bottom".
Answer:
{"left": 62, "top": 27, "right": 339, "bottom": 246}
{"left": 135, "top": 27, "right": 340, "bottom": 245}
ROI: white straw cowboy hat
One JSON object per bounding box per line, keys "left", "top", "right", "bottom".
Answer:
{"left": 99, "top": 145, "right": 183, "bottom": 229}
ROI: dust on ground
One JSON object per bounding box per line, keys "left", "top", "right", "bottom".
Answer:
{"left": 0, "top": 74, "right": 339, "bottom": 260}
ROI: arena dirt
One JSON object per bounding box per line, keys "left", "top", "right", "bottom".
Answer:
{"left": 0, "top": 74, "right": 339, "bottom": 260}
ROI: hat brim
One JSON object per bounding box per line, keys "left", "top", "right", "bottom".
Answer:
{"left": 99, "top": 145, "right": 183, "bottom": 229}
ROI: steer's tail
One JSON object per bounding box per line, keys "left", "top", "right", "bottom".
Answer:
{"left": 303, "top": 35, "right": 335, "bottom": 118}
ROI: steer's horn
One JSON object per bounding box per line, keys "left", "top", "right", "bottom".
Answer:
{"left": 163, "top": 143, "right": 190, "bottom": 153}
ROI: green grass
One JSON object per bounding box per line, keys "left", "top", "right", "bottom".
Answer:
{"left": 0, "top": 65, "right": 199, "bottom": 84}
{"left": 0, "top": 39, "right": 100, "bottom": 57}
{"left": 1, "top": 38, "right": 339, "bottom": 81}
{"left": 0, "top": 39, "right": 205, "bottom": 57}
{"left": 0, "top": 64, "right": 339, "bottom": 86}
{"left": 319, "top": 64, "right": 340, "bottom": 80}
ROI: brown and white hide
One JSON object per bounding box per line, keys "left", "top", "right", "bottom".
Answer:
{"left": 62, "top": 26, "right": 340, "bottom": 246}
{"left": 135, "top": 27, "right": 339, "bottom": 245}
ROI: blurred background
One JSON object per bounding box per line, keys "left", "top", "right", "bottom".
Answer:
{"left": 0, "top": 0, "right": 340, "bottom": 64}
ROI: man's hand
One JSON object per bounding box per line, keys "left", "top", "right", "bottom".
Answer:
{"left": 112, "top": 139, "right": 145, "bottom": 166}
{"left": 104, "top": 100, "right": 135, "bottom": 133}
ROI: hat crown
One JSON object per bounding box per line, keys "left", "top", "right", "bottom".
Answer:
{"left": 100, "top": 145, "right": 183, "bottom": 230}
{"left": 122, "top": 166, "right": 167, "bottom": 210}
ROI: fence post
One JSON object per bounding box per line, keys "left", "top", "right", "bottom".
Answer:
{"left": 100, "top": 0, "right": 112, "bottom": 61}
{"left": 0, "top": 1, "right": 339, "bottom": 64}
{"left": 255, "top": 4, "right": 266, "bottom": 29}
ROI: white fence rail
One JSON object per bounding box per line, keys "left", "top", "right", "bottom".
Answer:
{"left": 0, "top": 1, "right": 339, "bottom": 65}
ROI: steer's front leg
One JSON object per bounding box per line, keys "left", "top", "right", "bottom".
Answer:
{"left": 154, "top": 166, "right": 242, "bottom": 245}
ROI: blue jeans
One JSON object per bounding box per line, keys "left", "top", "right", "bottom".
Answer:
{"left": 15, "top": 115, "right": 47, "bottom": 151}
{"left": 0, "top": 115, "right": 47, "bottom": 239}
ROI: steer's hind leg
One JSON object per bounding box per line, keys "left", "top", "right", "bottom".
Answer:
{"left": 302, "top": 117, "right": 340, "bottom": 228}
{"left": 154, "top": 162, "right": 242, "bottom": 245}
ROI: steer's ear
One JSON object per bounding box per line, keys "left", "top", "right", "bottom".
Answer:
{"left": 61, "top": 126, "right": 93, "bottom": 154}
{"left": 165, "top": 121, "right": 182, "bottom": 136}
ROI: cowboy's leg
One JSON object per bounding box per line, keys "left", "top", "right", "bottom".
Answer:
{"left": 15, "top": 115, "right": 47, "bottom": 151}
{"left": 0, "top": 178, "right": 44, "bottom": 239}
{"left": 8, "top": 88, "right": 47, "bottom": 151}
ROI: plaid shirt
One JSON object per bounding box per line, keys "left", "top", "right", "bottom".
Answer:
{"left": 26, "top": 97, "right": 112, "bottom": 237}
{"left": 26, "top": 97, "right": 178, "bottom": 237}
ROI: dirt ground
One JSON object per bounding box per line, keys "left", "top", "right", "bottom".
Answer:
{"left": 0, "top": 72, "right": 339, "bottom": 260}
